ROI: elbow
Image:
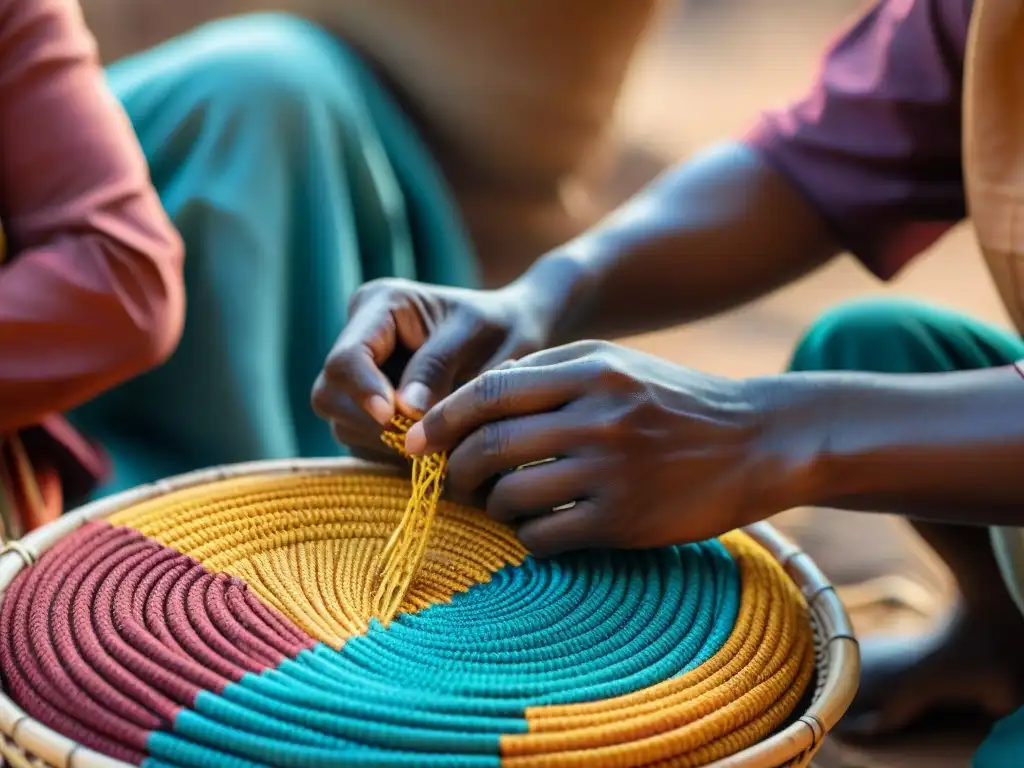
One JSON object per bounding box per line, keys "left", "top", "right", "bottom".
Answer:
{"left": 137, "top": 233, "right": 186, "bottom": 370}
{"left": 116, "top": 229, "right": 186, "bottom": 375}
{"left": 138, "top": 281, "right": 185, "bottom": 371}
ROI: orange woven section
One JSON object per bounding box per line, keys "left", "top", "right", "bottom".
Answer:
{"left": 501, "top": 531, "right": 815, "bottom": 767}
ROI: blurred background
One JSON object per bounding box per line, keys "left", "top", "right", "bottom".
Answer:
{"left": 79, "top": 1, "right": 1003, "bottom": 763}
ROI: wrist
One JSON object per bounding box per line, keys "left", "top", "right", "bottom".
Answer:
{"left": 742, "top": 373, "right": 836, "bottom": 514}
{"left": 506, "top": 250, "right": 601, "bottom": 346}
{"left": 747, "top": 370, "right": 964, "bottom": 514}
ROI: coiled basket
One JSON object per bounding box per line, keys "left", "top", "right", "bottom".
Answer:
{"left": 0, "top": 459, "right": 858, "bottom": 768}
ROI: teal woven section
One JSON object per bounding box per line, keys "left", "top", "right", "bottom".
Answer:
{"left": 143, "top": 542, "right": 740, "bottom": 767}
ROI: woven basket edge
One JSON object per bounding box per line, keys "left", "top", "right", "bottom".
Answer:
{"left": 708, "top": 523, "right": 859, "bottom": 768}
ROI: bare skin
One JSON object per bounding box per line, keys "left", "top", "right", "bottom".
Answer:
{"left": 312, "top": 141, "right": 1024, "bottom": 736}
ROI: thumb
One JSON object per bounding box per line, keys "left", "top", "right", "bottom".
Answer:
{"left": 397, "top": 319, "right": 491, "bottom": 417}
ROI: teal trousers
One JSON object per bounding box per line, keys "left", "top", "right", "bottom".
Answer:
{"left": 788, "top": 296, "right": 1024, "bottom": 768}
{"left": 789, "top": 297, "right": 1024, "bottom": 375}
{"left": 69, "top": 14, "right": 478, "bottom": 494}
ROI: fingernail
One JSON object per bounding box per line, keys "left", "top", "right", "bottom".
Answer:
{"left": 405, "top": 423, "right": 427, "bottom": 455}
{"left": 366, "top": 395, "right": 393, "bottom": 426}
{"left": 400, "top": 382, "right": 432, "bottom": 416}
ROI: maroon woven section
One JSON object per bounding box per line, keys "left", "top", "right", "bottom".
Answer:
{"left": 0, "top": 521, "right": 316, "bottom": 764}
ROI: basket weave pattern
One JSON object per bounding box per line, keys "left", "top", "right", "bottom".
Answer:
{"left": 0, "top": 459, "right": 858, "bottom": 768}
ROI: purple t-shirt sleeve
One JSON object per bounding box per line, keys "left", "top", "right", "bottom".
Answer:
{"left": 745, "top": 0, "right": 972, "bottom": 279}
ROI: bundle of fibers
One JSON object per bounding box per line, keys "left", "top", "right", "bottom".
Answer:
{"left": 0, "top": 425, "right": 815, "bottom": 767}
{"left": 373, "top": 415, "right": 447, "bottom": 624}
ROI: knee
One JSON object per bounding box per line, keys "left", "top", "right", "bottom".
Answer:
{"left": 789, "top": 298, "right": 933, "bottom": 373}
{"left": 166, "top": 14, "right": 356, "bottom": 131}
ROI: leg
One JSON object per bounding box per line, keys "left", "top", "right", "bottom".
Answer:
{"left": 790, "top": 298, "right": 1024, "bottom": 736}
{"left": 69, "top": 14, "right": 477, "bottom": 493}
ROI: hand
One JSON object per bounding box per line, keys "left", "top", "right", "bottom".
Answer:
{"left": 405, "top": 341, "right": 800, "bottom": 555}
{"left": 311, "top": 278, "right": 552, "bottom": 461}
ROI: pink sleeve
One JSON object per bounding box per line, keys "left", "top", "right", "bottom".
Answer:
{"left": 745, "top": 0, "right": 972, "bottom": 279}
{"left": 0, "top": 0, "right": 184, "bottom": 433}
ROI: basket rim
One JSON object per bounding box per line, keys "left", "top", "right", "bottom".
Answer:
{"left": 0, "top": 457, "right": 860, "bottom": 768}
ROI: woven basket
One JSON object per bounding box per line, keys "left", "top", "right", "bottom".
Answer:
{"left": 0, "top": 458, "right": 858, "bottom": 768}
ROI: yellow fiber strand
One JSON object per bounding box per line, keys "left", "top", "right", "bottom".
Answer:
{"left": 373, "top": 415, "right": 448, "bottom": 625}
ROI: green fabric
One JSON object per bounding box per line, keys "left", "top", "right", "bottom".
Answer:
{"left": 68, "top": 14, "right": 477, "bottom": 494}
{"left": 788, "top": 297, "right": 1024, "bottom": 768}
{"left": 789, "top": 298, "right": 1024, "bottom": 374}
{"left": 977, "top": 710, "right": 1024, "bottom": 768}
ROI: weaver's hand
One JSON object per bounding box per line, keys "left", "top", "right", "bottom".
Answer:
{"left": 311, "top": 278, "right": 552, "bottom": 460}
{"left": 405, "top": 341, "right": 802, "bottom": 555}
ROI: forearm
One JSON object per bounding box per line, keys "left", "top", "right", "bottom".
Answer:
{"left": 514, "top": 142, "right": 838, "bottom": 343}
{"left": 761, "top": 365, "right": 1024, "bottom": 526}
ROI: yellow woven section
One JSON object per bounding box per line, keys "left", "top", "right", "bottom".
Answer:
{"left": 374, "top": 415, "right": 447, "bottom": 624}
{"left": 110, "top": 472, "right": 526, "bottom": 648}
{"left": 503, "top": 531, "right": 815, "bottom": 767}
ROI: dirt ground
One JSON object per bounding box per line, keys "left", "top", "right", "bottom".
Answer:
{"left": 613, "top": 2, "right": 1003, "bottom": 765}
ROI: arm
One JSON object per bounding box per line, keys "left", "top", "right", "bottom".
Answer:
{"left": 515, "top": 0, "right": 969, "bottom": 343}
{"left": 316, "top": 0, "right": 971, "bottom": 439}
{"left": 761, "top": 364, "right": 1024, "bottom": 527}
{"left": 516, "top": 144, "right": 838, "bottom": 343}
{"left": 0, "top": 0, "right": 184, "bottom": 434}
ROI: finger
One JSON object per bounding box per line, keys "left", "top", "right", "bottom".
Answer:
{"left": 329, "top": 411, "right": 386, "bottom": 454}
{"left": 512, "top": 340, "right": 610, "bottom": 369}
{"left": 515, "top": 500, "right": 610, "bottom": 557}
{"left": 349, "top": 443, "right": 406, "bottom": 466}
{"left": 313, "top": 371, "right": 393, "bottom": 430}
{"left": 485, "top": 458, "right": 594, "bottom": 525}
{"left": 314, "top": 370, "right": 389, "bottom": 440}
{"left": 445, "top": 412, "right": 585, "bottom": 500}
{"left": 485, "top": 356, "right": 519, "bottom": 375}
{"left": 478, "top": 342, "right": 519, "bottom": 377}
{"left": 478, "top": 336, "right": 541, "bottom": 374}
{"left": 330, "top": 415, "right": 407, "bottom": 466}
{"left": 407, "top": 362, "right": 586, "bottom": 455}
{"left": 317, "top": 297, "right": 399, "bottom": 425}
{"left": 397, "top": 317, "right": 502, "bottom": 418}
{"left": 474, "top": 340, "right": 605, "bottom": 395}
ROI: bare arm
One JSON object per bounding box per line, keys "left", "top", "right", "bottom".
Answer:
{"left": 317, "top": 0, "right": 971, "bottom": 438}
{"left": 760, "top": 365, "right": 1024, "bottom": 527}
{"left": 517, "top": 142, "right": 838, "bottom": 343}
{"left": 516, "top": 0, "right": 968, "bottom": 345}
